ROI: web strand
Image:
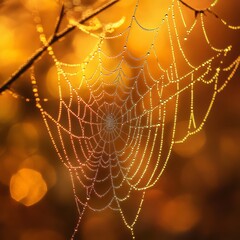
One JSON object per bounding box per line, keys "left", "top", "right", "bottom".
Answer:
{"left": 30, "top": 0, "right": 240, "bottom": 239}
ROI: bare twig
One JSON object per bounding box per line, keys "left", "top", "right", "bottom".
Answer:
{"left": 53, "top": 5, "right": 65, "bottom": 36}
{"left": 178, "top": 0, "right": 219, "bottom": 18}
{"left": 0, "top": 0, "right": 221, "bottom": 94}
{"left": 0, "top": 0, "right": 119, "bottom": 94}
{"left": 206, "top": 8, "right": 219, "bottom": 19}
{"left": 179, "top": 0, "right": 199, "bottom": 12}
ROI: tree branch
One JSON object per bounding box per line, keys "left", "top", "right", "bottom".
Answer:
{"left": 178, "top": 0, "right": 219, "bottom": 18}
{"left": 0, "top": 0, "right": 119, "bottom": 94}
{"left": 53, "top": 5, "right": 65, "bottom": 36}
{"left": 0, "top": 0, "right": 221, "bottom": 94}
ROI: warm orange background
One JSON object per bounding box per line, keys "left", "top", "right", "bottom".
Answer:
{"left": 0, "top": 0, "right": 240, "bottom": 239}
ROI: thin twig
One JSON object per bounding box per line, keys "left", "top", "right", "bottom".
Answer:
{"left": 179, "top": 0, "right": 198, "bottom": 12}
{"left": 53, "top": 5, "right": 65, "bottom": 36}
{"left": 178, "top": 0, "right": 219, "bottom": 18}
{"left": 0, "top": 0, "right": 221, "bottom": 94}
{"left": 0, "top": 0, "right": 119, "bottom": 94}
{"left": 206, "top": 8, "right": 219, "bottom": 19}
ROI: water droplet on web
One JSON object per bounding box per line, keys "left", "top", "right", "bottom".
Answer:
{"left": 28, "top": 1, "right": 240, "bottom": 238}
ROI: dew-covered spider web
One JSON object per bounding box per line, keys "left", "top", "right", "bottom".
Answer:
{"left": 30, "top": 0, "right": 239, "bottom": 239}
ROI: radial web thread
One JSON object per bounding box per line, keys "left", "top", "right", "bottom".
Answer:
{"left": 31, "top": 0, "right": 240, "bottom": 239}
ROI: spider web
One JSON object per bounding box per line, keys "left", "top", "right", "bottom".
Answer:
{"left": 31, "top": 0, "right": 240, "bottom": 239}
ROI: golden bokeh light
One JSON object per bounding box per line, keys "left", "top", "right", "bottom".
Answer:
{"left": 7, "top": 122, "right": 39, "bottom": 155}
{"left": 0, "top": 0, "right": 239, "bottom": 239}
{"left": 0, "top": 17, "right": 24, "bottom": 67}
{"left": 20, "top": 155, "right": 57, "bottom": 188}
{"left": 21, "top": 0, "right": 58, "bottom": 12}
{"left": 116, "top": 0, "right": 136, "bottom": 8}
{"left": 72, "top": 32, "right": 99, "bottom": 62}
{"left": 45, "top": 65, "right": 64, "bottom": 98}
{"left": 158, "top": 194, "right": 201, "bottom": 233}
{"left": 0, "top": 13, "right": 37, "bottom": 79}
{"left": 181, "top": 155, "right": 220, "bottom": 190}
{"left": 0, "top": 93, "right": 19, "bottom": 124}
{"left": 220, "top": 132, "right": 240, "bottom": 161}
{"left": 10, "top": 168, "right": 48, "bottom": 206}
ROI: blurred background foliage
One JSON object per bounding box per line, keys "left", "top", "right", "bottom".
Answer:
{"left": 0, "top": 0, "right": 240, "bottom": 239}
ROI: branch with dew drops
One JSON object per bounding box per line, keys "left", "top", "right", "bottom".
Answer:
{"left": 0, "top": 0, "right": 120, "bottom": 94}
{"left": 0, "top": 0, "right": 222, "bottom": 95}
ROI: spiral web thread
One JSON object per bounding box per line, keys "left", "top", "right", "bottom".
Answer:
{"left": 31, "top": 0, "right": 240, "bottom": 239}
